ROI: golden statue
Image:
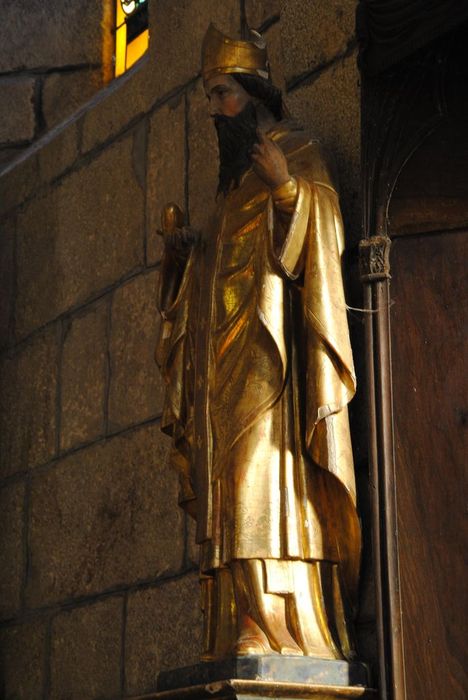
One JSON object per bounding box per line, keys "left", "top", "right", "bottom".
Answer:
{"left": 156, "top": 24, "right": 360, "bottom": 662}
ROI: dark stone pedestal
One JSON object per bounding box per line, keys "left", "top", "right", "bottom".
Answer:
{"left": 140, "top": 657, "right": 377, "bottom": 699}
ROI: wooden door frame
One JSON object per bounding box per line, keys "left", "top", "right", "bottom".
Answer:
{"left": 357, "top": 24, "right": 460, "bottom": 700}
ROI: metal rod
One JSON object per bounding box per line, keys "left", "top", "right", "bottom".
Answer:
{"left": 363, "top": 281, "right": 388, "bottom": 700}
{"left": 373, "top": 280, "right": 406, "bottom": 700}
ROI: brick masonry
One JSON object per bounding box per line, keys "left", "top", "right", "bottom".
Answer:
{"left": 0, "top": 2, "right": 375, "bottom": 698}
{"left": 0, "top": 1, "right": 108, "bottom": 165}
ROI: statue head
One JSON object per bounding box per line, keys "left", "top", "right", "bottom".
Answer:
{"left": 201, "top": 24, "right": 285, "bottom": 194}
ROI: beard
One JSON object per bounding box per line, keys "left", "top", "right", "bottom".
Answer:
{"left": 214, "top": 101, "right": 258, "bottom": 196}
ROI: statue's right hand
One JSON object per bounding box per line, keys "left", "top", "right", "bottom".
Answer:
{"left": 164, "top": 226, "right": 200, "bottom": 255}
{"left": 159, "top": 203, "right": 198, "bottom": 259}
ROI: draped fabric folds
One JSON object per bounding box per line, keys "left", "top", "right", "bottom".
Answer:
{"left": 156, "top": 122, "right": 361, "bottom": 602}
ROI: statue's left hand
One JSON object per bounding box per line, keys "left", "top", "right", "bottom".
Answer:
{"left": 251, "top": 129, "right": 290, "bottom": 190}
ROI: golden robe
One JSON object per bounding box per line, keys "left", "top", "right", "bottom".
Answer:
{"left": 156, "top": 121, "right": 361, "bottom": 605}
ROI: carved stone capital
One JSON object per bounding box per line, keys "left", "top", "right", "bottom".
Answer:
{"left": 359, "top": 235, "right": 391, "bottom": 283}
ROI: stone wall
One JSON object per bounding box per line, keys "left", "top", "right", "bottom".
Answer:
{"left": 0, "top": 2, "right": 375, "bottom": 698}
{"left": 0, "top": 1, "right": 112, "bottom": 168}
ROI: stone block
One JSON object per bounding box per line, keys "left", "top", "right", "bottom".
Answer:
{"left": 265, "top": 21, "right": 286, "bottom": 94}
{"left": 0, "top": 217, "right": 15, "bottom": 349}
{"left": 0, "top": 619, "right": 46, "bottom": 699}
{"left": 43, "top": 68, "right": 102, "bottom": 130}
{"left": 286, "top": 53, "right": 361, "bottom": 238}
{"left": 27, "top": 423, "right": 183, "bottom": 606}
{"left": 0, "top": 78, "right": 35, "bottom": 144}
{"left": 50, "top": 597, "right": 122, "bottom": 700}
{"left": 15, "top": 189, "right": 60, "bottom": 337}
{"left": 0, "top": 327, "right": 58, "bottom": 479}
{"left": 60, "top": 300, "right": 108, "bottom": 451}
{"left": 0, "top": 1, "right": 102, "bottom": 72}
{"left": 281, "top": 0, "right": 357, "bottom": 82}
{"left": 245, "top": 0, "right": 281, "bottom": 29}
{"left": 81, "top": 61, "right": 153, "bottom": 154}
{"left": 16, "top": 134, "right": 144, "bottom": 338}
{"left": 38, "top": 121, "right": 79, "bottom": 184}
{"left": 0, "top": 152, "right": 39, "bottom": 218}
{"left": 132, "top": 118, "right": 148, "bottom": 191}
{"left": 148, "top": 0, "right": 240, "bottom": 98}
{"left": 146, "top": 96, "right": 186, "bottom": 265}
{"left": 0, "top": 146, "right": 26, "bottom": 168}
{"left": 125, "top": 574, "right": 202, "bottom": 695}
{"left": 109, "top": 271, "right": 164, "bottom": 431}
{"left": 0, "top": 482, "right": 25, "bottom": 619}
{"left": 187, "top": 79, "right": 219, "bottom": 233}
{"left": 158, "top": 657, "right": 370, "bottom": 694}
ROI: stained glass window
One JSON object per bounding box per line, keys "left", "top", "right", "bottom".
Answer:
{"left": 115, "top": 0, "right": 149, "bottom": 77}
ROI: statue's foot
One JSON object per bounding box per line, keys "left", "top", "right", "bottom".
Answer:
{"left": 235, "top": 636, "right": 304, "bottom": 656}
{"left": 301, "top": 646, "right": 339, "bottom": 659}
{"left": 235, "top": 635, "right": 276, "bottom": 655}
{"left": 279, "top": 643, "right": 303, "bottom": 656}
{"left": 234, "top": 614, "right": 276, "bottom": 655}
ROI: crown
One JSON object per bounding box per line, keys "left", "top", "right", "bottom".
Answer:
{"left": 201, "top": 23, "right": 269, "bottom": 82}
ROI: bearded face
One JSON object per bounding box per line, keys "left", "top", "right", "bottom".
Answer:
{"left": 214, "top": 100, "right": 258, "bottom": 196}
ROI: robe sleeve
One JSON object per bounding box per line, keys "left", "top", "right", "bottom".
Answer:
{"left": 270, "top": 168, "right": 360, "bottom": 592}
{"left": 273, "top": 174, "right": 356, "bottom": 482}
{"left": 156, "top": 247, "right": 197, "bottom": 514}
{"left": 271, "top": 176, "right": 310, "bottom": 280}
{"left": 155, "top": 247, "right": 193, "bottom": 388}
{"left": 271, "top": 167, "right": 360, "bottom": 594}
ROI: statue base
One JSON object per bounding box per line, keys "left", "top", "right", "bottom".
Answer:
{"left": 141, "top": 657, "right": 377, "bottom": 699}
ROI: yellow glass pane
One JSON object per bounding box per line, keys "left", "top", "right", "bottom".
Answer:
{"left": 116, "top": 0, "right": 125, "bottom": 26}
{"left": 126, "top": 28, "right": 149, "bottom": 70}
{"left": 115, "top": 24, "right": 127, "bottom": 77}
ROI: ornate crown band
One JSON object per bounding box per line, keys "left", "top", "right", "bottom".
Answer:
{"left": 201, "top": 23, "right": 269, "bottom": 82}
